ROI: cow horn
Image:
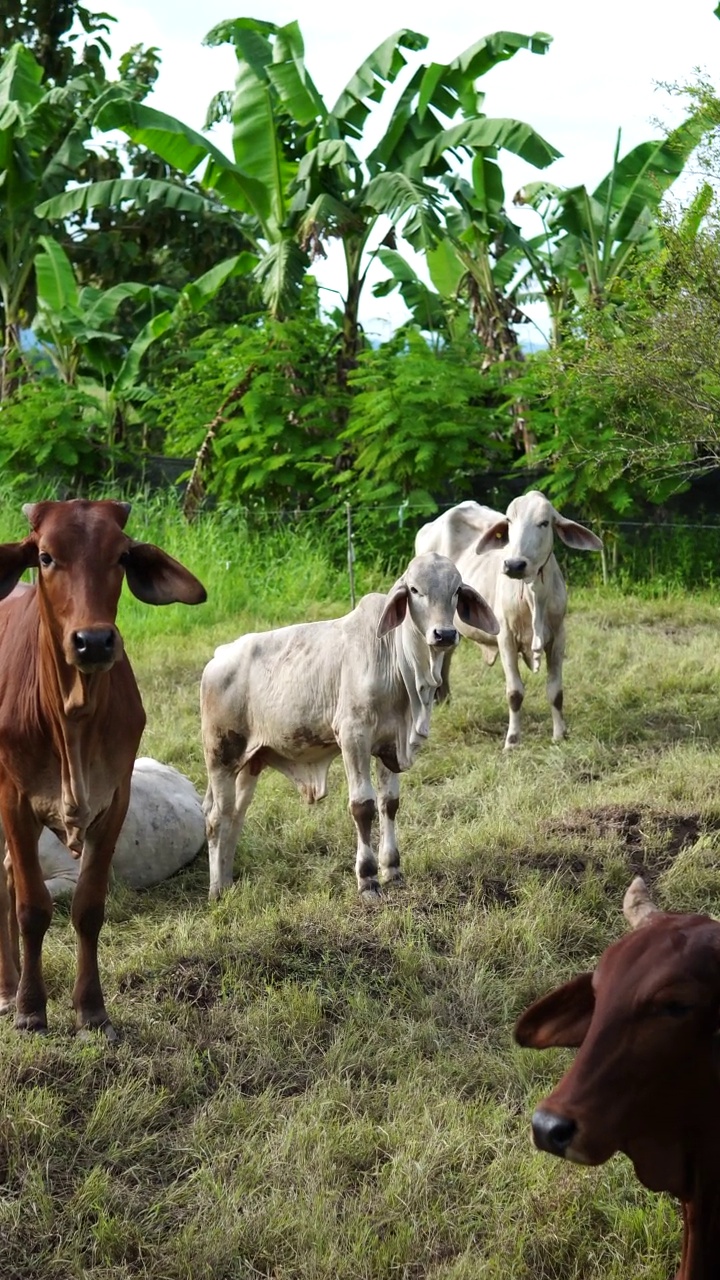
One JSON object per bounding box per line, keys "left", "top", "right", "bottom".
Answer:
{"left": 623, "top": 876, "right": 660, "bottom": 929}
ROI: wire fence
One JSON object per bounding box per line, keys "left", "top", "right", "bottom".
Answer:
{"left": 198, "top": 496, "right": 720, "bottom": 599}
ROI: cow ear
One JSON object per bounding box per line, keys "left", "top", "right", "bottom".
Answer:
{"left": 124, "top": 543, "right": 206, "bottom": 606}
{"left": 553, "top": 515, "right": 603, "bottom": 552}
{"left": 457, "top": 584, "right": 499, "bottom": 635}
{"left": 109, "top": 501, "right": 132, "bottom": 529}
{"left": 377, "top": 584, "right": 408, "bottom": 636}
{"left": 0, "top": 538, "right": 38, "bottom": 599}
{"left": 515, "top": 972, "right": 595, "bottom": 1049}
{"left": 474, "top": 520, "right": 509, "bottom": 555}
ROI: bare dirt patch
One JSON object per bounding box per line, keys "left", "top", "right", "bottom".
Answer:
{"left": 542, "top": 804, "right": 715, "bottom": 877}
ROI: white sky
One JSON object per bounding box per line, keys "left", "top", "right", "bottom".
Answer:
{"left": 89, "top": 0, "right": 719, "bottom": 340}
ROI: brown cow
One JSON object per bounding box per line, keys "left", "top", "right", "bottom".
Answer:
{"left": 515, "top": 877, "right": 720, "bottom": 1280}
{"left": 0, "top": 500, "right": 206, "bottom": 1038}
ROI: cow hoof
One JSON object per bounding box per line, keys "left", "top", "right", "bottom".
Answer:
{"left": 14, "top": 1012, "right": 48, "bottom": 1033}
{"left": 380, "top": 871, "right": 405, "bottom": 889}
{"left": 77, "top": 1021, "right": 119, "bottom": 1045}
{"left": 208, "top": 883, "right": 229, "bottom": 903}
{"left": 504, "top": 736, "right": 520, "bottom": 750}
{"left": 360, "top": 884, "right": 383, "bottom": 906}
{"left": 0, "top": 995, "right": 16, "bottom": 1016}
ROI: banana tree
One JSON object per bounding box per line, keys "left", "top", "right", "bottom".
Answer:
{"left": 31, "top": 235, "right": 256, "bottom": 443}
{"left": 514, "top": 118, "right": 713, "bottom": 333}
{"left": 289, "top": 27, "right": 560, "bottom": 381}
{"left": 0, "top": 38, "right": 206, "bottom": 400}
{"left": 43, "top": 21, "right": 560, "bottom": 379}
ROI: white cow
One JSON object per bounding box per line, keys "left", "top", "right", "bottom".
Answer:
{"left": 415, "top": 492, "right": 603, "bottom": 748}
{"left": 37, "top": 759, "right": 205, "bottom": 899}
{"left": 200, "top": 553, "right": 498, "bottom": 902}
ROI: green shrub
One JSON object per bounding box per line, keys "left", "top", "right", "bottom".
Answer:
{"left": 0, "top": 379, "right": 115, "bottom": 488}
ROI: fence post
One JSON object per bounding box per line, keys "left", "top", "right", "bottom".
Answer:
{"left": 346, "top": 502, "right": 356, "bottom": 610}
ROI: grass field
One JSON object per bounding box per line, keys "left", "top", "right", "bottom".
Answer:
{"left": 1, "top": 497, "right": 719, "bottom": 1279}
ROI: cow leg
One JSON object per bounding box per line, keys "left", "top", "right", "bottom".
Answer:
{"left": 375, "top": 761, "right": 402, "bottom": 887}
{"left": 0, "top": 851, "right": 19, "bottom": 1014}
{"left": 435, "top": 649, "right": 454, "bottom": 704}
{"left": 4, "top": 851, "right": 20, "bottom": 975}
{"left": 546, "top": 623, "right": 567, "bottom": 741}
{"left": 2, "top": 806, "right": 52, "bottom": 1031}
{"left": 499, "top": 630, "right": 525, "bottom": 749}
{"left": 340, "top": 731, "right": 379, "bottom": 901}
{"left": 205, "top": 767, "right": 258, "bottom": 901}
{"left": 71, "top": 787, "right": 128, "bottom": 1039}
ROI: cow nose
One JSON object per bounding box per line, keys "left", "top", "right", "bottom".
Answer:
{"left": 531, "top": 1108, "right": 577, "bottom": 1157}
{"left": 72, "top": 628, "right": 117, "bottom": 665}
{"left": 503, "top": 558, "right": 527, "bottom": 578}
{"left": 432, "top": 627, "right": 458, "bottom": 648}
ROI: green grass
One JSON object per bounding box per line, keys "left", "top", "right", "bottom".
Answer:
{"left": 1, "top": 494, "right": 719, "bottom": 1277}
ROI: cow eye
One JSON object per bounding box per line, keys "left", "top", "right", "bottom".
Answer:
{"left": 38, "top": 552, "right": 53, "bottom": 568}
{"left": 539, "top": 520, "right": 550, "bottom": 528}
{"left": 656, "top": 1000, "right": 694, "bottom": 1018}
{"left": 410, "top": 586, "right": 419, "bottom": 595}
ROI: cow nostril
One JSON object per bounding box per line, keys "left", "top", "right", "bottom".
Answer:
{"left": 531, "top": 1108, "right": 577, "bottom": 1157}
{"left": 503, "top": 558, "right": 527, "bottom": 577}
{"left": 72, "top": 629, "right": 117, "bottom": 664}
{"left": 433, "top": 627, "right": 458, "bottom": 646}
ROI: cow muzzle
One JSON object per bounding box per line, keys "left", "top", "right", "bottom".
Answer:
{"left": 430, "top": 627, "right": 458, "bottom": 649}
{"left": 71, "top": 626, "right": 121, "bottom": 670}
{"left": 503, "top": 558, "right": 528, "bottom": 579}
{"left": 532, "top": 1109, "right": 578, "bottom": 1158}
{"left": 531, "top": 1108, "right": 600, "bottom": 1165}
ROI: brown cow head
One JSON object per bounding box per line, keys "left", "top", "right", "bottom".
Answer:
{"left": 0, "top": 500, "right": 206, "bottom": 674}
{"left": 515, "top": 884, "right": 720, "bottom": 1200}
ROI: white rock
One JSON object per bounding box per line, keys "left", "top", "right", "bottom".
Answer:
{"left": 37, "top": 758, "right": 205, "bottom": 899}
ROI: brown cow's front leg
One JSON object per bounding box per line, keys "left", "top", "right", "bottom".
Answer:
{"left": 71, "top": 786, "right": 129, "bottom": 1040}
{"left": 3, "top": 805, "right": 53, "bottom": 1030}
{"left": 0, "top": 852, "right": 19, "bottom": 1014}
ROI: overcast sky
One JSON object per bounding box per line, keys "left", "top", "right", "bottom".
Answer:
{"left": 92, "top": 0, "right": 720, "bottom": 339}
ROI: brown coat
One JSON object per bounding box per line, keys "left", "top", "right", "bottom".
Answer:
{"left": 0, "top": 500, "right": 205, "bottom": 1037}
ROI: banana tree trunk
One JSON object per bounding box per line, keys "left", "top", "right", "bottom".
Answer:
{"left": 0, "top": 318, "right": 20, "bottom": 403}
{"left": 465, "top": 273, "right": 535, "bottom": 455}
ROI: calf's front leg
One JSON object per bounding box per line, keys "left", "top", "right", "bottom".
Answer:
{"left": 0, "top": 849, "right": 20, "bottom": 1014}
{"left": 2, "top": 800, "right": 52, "bottom": 1031}
{"left": 72, "top": 785, "right": 130, "bottom": 1040}
{"left": 340, "top": 727, "right": 380, "bottom": 901}
{"left": 545, "top": 625, "right": 567, "bottom": 741}
{"left": 498, "top": 629, "right": 525, "bottom": 749}
{"left": 435, "top": 649, "right": 454, "bottom": 704}
{"left": 375, "top": 760, "right": 402, "bottom": 888}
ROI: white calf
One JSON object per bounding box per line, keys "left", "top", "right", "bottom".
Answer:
{"left": 201, "top": 553, "right": 498, "bottom": 901}
{"left": 416, "top": 492, "right": 602, "bottom": 747}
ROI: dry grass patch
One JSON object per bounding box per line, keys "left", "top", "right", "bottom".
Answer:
{"left": 0, "top": 558, "right": 718, "bottom": 1277}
